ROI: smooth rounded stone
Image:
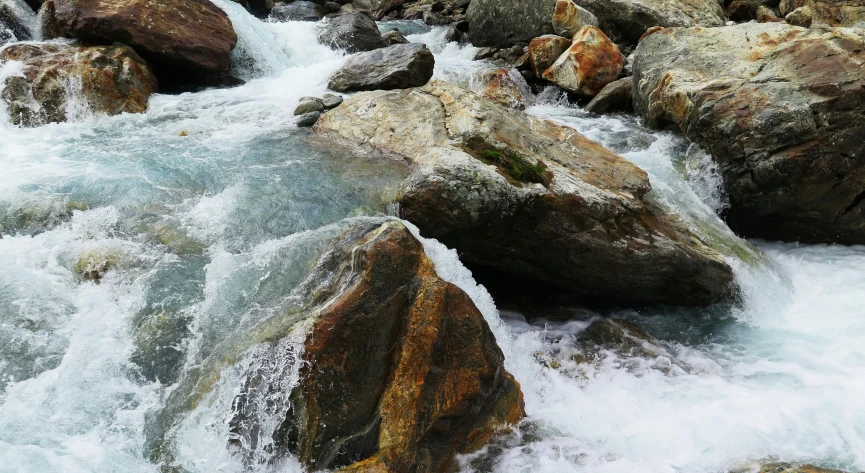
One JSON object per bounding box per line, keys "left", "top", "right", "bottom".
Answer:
{"left": 779, "top": 0, "right": 865, "bottom": 26}
{"left": 1, "top": 0, "right": 33, "bottom": 45}
{"left": 528, "top": 34, "right": 571, "bottom": 77}
{"left": 294, "top": 97, "right": 325, "bottom": 115}
{"left": 542, "top": 25, "right": 624, "bottom": 96}
{"left": 321, "top": 92, "right": 343, "bottom": 109}
{"left": 53, "top": 0, "right": 237, "bottom": 74}
{"left": 481, "top": 68, "right": 529, "bottom": 109}
{"left": 633, "top": 23, "right": 865, "bottom": 244}
{"left": 0, "top": 42, "right": 157, "bottom": 127}
{"left": 381, "top": 28, "right": 409, "bottom": 45}
{"left": 466, "top": 0, "right": 557, "bottom": 48}
{"left": 314, "top": 80, "right": 735, "bottom": 306}
{"left": 785, "top": 5, "right": 813, "bottom": 25}
{"left": 316, "top": 11, "right": 385, "bottom": 52}
{"left": 551, "top": 0, "right": 598, "bottom": 37}
{"left": 269, "top": 0, "right": 323, "bottom": 21}
{"left": 36, "top": 0, "right": 63, "bottom": 39}
{"left": 573, "top": 0, "right": 725, "bottom": 43}
{"left": 327, "top": 43, "right": 434, "bottom": 92}
{"left": 295, "top": 110, "right": 321, "bottom": 127}
{"left": 583, "top": 76, "right": 633, "bottom": 114}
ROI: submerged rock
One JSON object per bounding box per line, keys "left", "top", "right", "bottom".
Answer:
{"left": 584, "top": 76, "right": 633, "bottom": 114}
{"left": 542, "top": 25, "right": 624, "bottom": 96}
{"left": 466, "top": 0, "right": 556, "bottom": 48}
{"left": 269, "top": 0, "right": 323, "bottom": 21}
{"left": 315, "top": 80, "right": 735, "bottom": 306}
{"left": 53, "top": 0, "right": 236, "bottom": 77}
{"left": 327, "top": 43, "right": 434, "bottom": 92}
{"left": 1, "top": 0, "right": 33, "bottom": 45}
{"left": 1, "top": 43, "right": 157, "bottom": 126}
{"left": 779, "top": 0, "right": 865, "bottom": 27}
{"left": 573, "top": 0, "right": 725, "bottom": 43}
{"left": 633, "top": 23, "right": 865, "bottom": 244}
{"left": 316, "top": 12, "right": 386, "bottom": 52}
{"left": 131, "top": 310, "right": 192, "bottom": 385}
{"left": 480, "top": 67, "right": 529, "bottom": 109}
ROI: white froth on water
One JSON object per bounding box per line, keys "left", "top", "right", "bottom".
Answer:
{"left": 1, "top": 10, "right": 863, "bottom": 473}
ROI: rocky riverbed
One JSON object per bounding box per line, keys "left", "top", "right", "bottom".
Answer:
{"left": 2, "top": 0, "right": 865, "bottom": 472}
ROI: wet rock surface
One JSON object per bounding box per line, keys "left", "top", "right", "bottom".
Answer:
{"left": 1, "top": 42, "right": 157, "bottom": 126}
{"left": 633, "top": 23, "right": 865, "bottom": 244}
{"left": 1, "top": 0, "right": 33, "bottom": 45}
{"left": 328, "top": 43, "right": 435, "bottom": 92}
{"left": 316, "top": 11, "right": 386, "bottom": 52}
{"left": 52, "top": 0, "right": 237, "bottom": 76}
{"left": 270, "top": 0, "right": 323, "bottom": 21}
{"left": 315, "top": 80, "right": 735, "bottom": 306}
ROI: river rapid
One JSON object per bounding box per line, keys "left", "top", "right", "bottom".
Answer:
{"left": 1, "top": 3, "right": 864, "bottom": 472}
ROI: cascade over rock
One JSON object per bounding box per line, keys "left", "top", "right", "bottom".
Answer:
{"left": 1, "top": 0, "right": 33, "bottom": 45}
{"left": 52, "top": 0, "right": 237, "bottom": 75}
{"left": 1, "top": 43, "right": 157, "bottom": 126}
{"left": 633, "top": 23, "right": 865, "bottom": 244}
{"left": 314, "top": 80, "right": 736, "bottom": 306}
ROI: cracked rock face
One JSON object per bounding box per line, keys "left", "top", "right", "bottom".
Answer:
{"left": 315, "top": 80, "right": 735, "bottom": 307}
{"left": 633, "top": 23, "right": 865, "bottom": 244}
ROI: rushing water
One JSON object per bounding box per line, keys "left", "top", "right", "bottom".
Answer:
{"left": 1, "top": 5, "right": 864, "bottom": 473}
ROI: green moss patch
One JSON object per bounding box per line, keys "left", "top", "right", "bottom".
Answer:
{"left": 477, "top": 148, "right": 553, "bottom": 186}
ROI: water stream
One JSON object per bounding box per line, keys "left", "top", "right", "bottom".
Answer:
{"left": 1, "top": 6, "right": 863, "bottom": 473}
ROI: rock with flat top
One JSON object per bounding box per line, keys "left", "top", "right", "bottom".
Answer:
{"left": 328, "top": 43, "right": 434, "bottom": 92}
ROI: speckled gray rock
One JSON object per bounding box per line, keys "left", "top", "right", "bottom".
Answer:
{"left": 296, "top": 110, "right": 321, "bottom": 127}
{"left": 328, "top": 43, "right": 434, "bottom": 92}
{"left": 466, "top": 0, "right": 556, "bottom": 48}
{"left": 573, "top": 0, "right": 724, "bottom": 43}
{"left": 294, "top": 97, "right": 325, "bottom": 115}
{"left": 321, "top": 93, "right": 343, "bottom": 109}
{"left": 269, "top": 1, "right": 323, "bottom": 21}
{"left": 314, "top": 80, "right": 735, "bottom": 306}
{"left": 381, "top": 28, "right": 409, "bottom": 45}
{"left": 633, "top": 23, "right": 865, "bottom": 244}
{"left": 316, "top": 12, "right": 385, "bottom": 52}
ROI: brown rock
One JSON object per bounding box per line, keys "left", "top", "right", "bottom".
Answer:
{"left": 481, "top": 68, "right": 528, "bottom": 109}
{"left": 756, "top": 5, "right": 781, "bottom": 22}
{"left": 633, "top": 23, "right": 865, "bottom": 244}
{"left": 551, "top": 0, "right": 598, "bottom": 38}
{"left": 314, "top": 81, "right": 736, "bottom": 306}
{"left": 1, "top": 42, "right": 157, "bottom": 126}
{"left": 584, "top": 76, "right": 633, "bottom": 114}
{"left": 528, "top": 34, "right": 571, "bottom": 78}
{"left": 542, "top": 25, "right": 624, "bottom": 96}
{"left": 36, "top": 0, "right": 63, "bottom": 39}
{"left": 53, "top": 0, "right": 237, "bottom": 73}
{"left": 785, "top": 6, "right": 813, "bottom": 26}
{"left": 230, "top": 220, "right": 525, "bottom": 472}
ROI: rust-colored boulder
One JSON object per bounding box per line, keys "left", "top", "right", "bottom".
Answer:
{"left": 1, "top": 42, "right": 157, "bottom": 126}
{"left": 228, "top": 220, "right": 525, "bottom": 472}
{"left": 551, "top": 0, "right": 597, "bottom": 38}
{"left": 528, "top": 34, "right": 570, "bottom": 78}
{"left": 633, "top": 23, "right": 865, "bottom": 243}
{"left": 53, "top": 0, "right": 237, "bottom": 74}
{"left": 542, "top": 25, "right": 624, "bottom": 96}
{"left": 481, "top": 68, "right": 528, "bottom": 109}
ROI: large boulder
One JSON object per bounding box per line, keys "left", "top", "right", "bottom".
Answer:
{"left": 573, "top": 0, "right": 725, "bottom": 44}
{"left": 269, "top": 0, "right": 323, "bottom": 21}
{"left": 542, "top": 25, "right": 624, "bottom": 96}
{"left": 1, "top": 0, "right": 34, "bottom": 45}
{"left": 1, "top": 43, "right": 157, "bottom": 126}
{"left": 316, "top": 11, "right": 386, "bottom": 52}
{"left": 152, "top": 218, "right": 524, "bottom": 473}
{"left": 314, "top": 80, "right": 735, "bottom": 306}
{"left": 528, "top": 34, "right": 571, "bottom": 77}
{"left": 328, "top": 43, "right": 434, "bottom": 92}
{"left": 633, "top": 23, "right": 865, "bottom": 244}
{"left": 779, "top": 0, "right": 865, "bottom": 26}
{"left": 52, "top": 0, "right": 237, "bottom": 74}
{"left": 551, "top": 0, "right": 598, "bottom": 38}
{"left": 466, "top": 0, "right": 556, "bottom": 48}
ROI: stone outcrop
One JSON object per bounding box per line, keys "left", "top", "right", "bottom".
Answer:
{"left": 480, "top": 68, "right": 528, "bottom": 109}
{"left": 270, "top": 0, "right": 323, "bottom": 21}
{"left": 314, "top": 80, "right": 735, "bottom": 306}
{"left": 52, "top": 0, "right": 237, "bottom": 75}
{"left": 465, "top": 0, "right": 556, "bottom": 48}
{"left": 584, "top": 76, "right": 632, "bottom": 114}
{"left": 573, "top": 0, "right": 725, "bottom": 43}
{"left": 316, "top": 12, "right": 386, "bottom": 53}
{"left": 153, "top": 218, "right": 524, "bottom": 473}
{"left": 779, "top": 0, "right": 865, "bottom": 26}
{"left": 527, "top": 34, "right": 570, "bottom": 78}
{"left": 551, "top": 0, "right": 598, "bottom": 37}
{"left": 328, "top": 43, "right": 434, "bottom": 92}
{"left": 542, "top": 25, "right": 624, "bottom": 96}
{"left": 1, "top": 43, "right": 157, "bottom": 126}
{"left": 633, "top": 23, "right": 865, "bottom": 244}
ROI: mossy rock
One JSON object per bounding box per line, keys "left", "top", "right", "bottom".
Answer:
{"left": 73, "top": 247, "right": 126, "bottom": 282}
{"left": 0, "top": 199, "right": 88, "bottom": 236}
{"left": 131, "top": 310, "right": 192, "bottom": 385}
